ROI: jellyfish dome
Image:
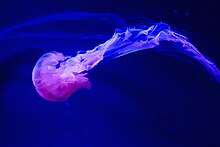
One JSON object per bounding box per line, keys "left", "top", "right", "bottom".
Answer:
{"left": 32, "top": 52, "right": 92, "bottom": 101}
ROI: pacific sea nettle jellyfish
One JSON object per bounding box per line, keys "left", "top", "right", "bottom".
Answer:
{"left": 26, "top": 12, "right": 219, "bottom": 101}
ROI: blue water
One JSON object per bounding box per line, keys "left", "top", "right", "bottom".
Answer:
{"left": 1, "top": 0, "right": 220, "bottom": 146}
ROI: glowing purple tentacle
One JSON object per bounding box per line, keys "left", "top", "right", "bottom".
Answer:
{"left": 69, "top": 22, "right": 220, "bottom": 81}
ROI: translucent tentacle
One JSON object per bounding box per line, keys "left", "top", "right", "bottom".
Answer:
{"left": 0, "top": 11, "right": 126, "bottom": 35}
{"left": 67, "top": 22, "right": 220, "bottom": 82}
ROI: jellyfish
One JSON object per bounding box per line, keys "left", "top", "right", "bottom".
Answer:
{"left": 30, "top": 21, "right": 220, "bottom": 101}
{"left": 3, "top": 11, "right": 217, "bottom": 101}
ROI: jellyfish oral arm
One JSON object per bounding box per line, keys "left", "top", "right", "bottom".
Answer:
{"left": 102, "top": 22, "right": 220, "bottom": 81}
{"left": 32, "top": 22, "right": 220, "bottom": 101}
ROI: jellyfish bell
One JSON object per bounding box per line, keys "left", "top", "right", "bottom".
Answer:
{"left": 32, "top": 52, "right": 91, "bottom": 101}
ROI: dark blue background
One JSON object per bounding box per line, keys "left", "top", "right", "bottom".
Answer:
{"left": 1, "top": 0, "right": 220, "bottom": 146}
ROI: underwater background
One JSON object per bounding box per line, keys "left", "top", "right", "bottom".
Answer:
{"left": 0, "top": 0, "right": 220, "bottom": 146}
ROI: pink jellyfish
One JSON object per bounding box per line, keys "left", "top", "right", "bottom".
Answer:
{"left": 32, "top": 52, "right": 91, "bottom": 101}
{"left": 32, "top": 22, "right": 220, "bottom": 101}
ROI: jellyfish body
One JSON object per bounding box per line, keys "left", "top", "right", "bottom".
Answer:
{"left": 3, "top": 11, "right": 216, "bottom": 102}
{"left": 32, "top": 42, "right": 107, "bottom": 101}
{"left": 31, "top": 22, "right": 220, "bottom": 101}
{"left": 32, "top": 52, "right": 91, "bottom": 101}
